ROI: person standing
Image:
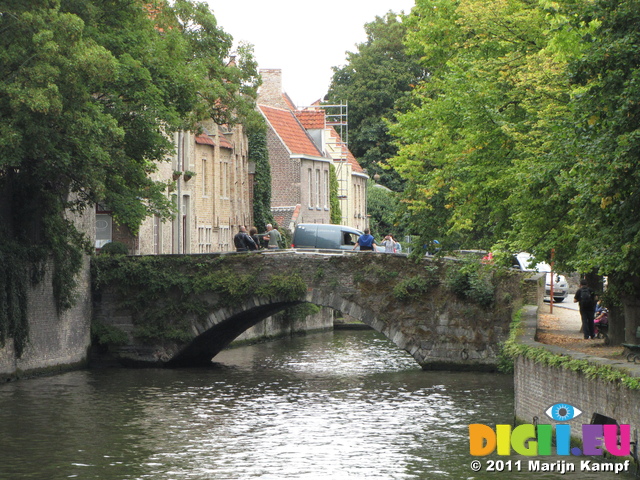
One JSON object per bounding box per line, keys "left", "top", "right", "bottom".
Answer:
{"left": 249, "top": 227, "right": 262, "bottom": 250}
{"left": 353, "top": 228, "right": 377, "bottom": 252}
{"left": 381, "top": 235, "right": 396, "bottom": 253}
{"left": 264, "top": 223, "right": 281, "bottom": 250}
{"left": 233, "top": 226, "right": 257, "bottom": 252}
{"left": 574, "top": 279, "right": 596, "bottom": 339}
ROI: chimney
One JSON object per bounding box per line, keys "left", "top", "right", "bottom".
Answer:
{"left": 258, "top": 69, "right": 290, "bottom": 109}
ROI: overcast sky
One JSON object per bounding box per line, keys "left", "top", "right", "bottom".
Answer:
{"left": 205, "top": 0, "right": 416, "bottom": 108}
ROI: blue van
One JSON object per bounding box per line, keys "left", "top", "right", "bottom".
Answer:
{"left": 291, "top": 224, "right": 363, "bottom": 251}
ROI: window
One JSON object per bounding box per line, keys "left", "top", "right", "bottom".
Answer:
{"left": 95, "top": 214, "right": 112, "bottom": 249}
{"left": 308, "top": 168, "right": 313, "bottom": 208}
{"left": 324, "top": 170, "right": 329, "bottom": 209}
{"left": 316, "top": 169, "right": 321, "bottom": 208}
{"left": 198, "top": 226, "right": 212, "bottom": 253}
{"left": 153, "top": 215, "right": 162, "bottom": 254}
{"left": 219, "top": 226, "right": 230, "bottom": 251}
{"left": 220, "top": 160, "right": 229, "bottom": 198}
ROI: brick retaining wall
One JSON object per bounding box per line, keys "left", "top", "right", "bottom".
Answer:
{"left": 0, "top": 257, "right": 92, "bottom": 382}
{"left": 514, "top": 305, "right": 640, "bottom": 439}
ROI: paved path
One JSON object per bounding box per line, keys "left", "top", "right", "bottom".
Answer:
{"left": 537, "top": 300, "right": 623, "bottom": 359}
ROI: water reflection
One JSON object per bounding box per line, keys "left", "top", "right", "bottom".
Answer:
{"left": 0, "top": 330, "right": 632, "bottom": 479}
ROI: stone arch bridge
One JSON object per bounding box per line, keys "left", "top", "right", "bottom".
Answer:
{"left": 92, "top": 250, "right": 540, "bottom": 370}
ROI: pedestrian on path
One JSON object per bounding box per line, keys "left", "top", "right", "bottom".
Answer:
{"left": 574, "top": 279, "right": 596, "bottom": 339}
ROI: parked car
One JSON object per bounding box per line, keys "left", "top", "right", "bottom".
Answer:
{"left": 292, "top": 224, "right": 385, "bottom": 252}
{"left": 512, "top": 252, "right": 569, "bottom": 302}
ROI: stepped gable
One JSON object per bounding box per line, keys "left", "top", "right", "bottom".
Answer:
{"left": 327, "top": 126, "right": 364, "bottom": 173}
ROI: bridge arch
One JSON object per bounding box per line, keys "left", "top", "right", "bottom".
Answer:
{"left": 93, "top": 251, "right": 540, "bottom": 370}
{"left": 166, "top": 289, "right": 408, "bottom": 368}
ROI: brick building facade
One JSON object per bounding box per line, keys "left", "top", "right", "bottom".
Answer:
{"left": 258, "top": 103, "right": 332, "bottom": 230}
{"left": 98, "top": 123, "right": 253, "bottom": 254}
{"left": 258, "top": 68, "right": 368, "bottom": 232}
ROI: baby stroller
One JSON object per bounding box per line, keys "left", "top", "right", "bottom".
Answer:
{"left": 594, "top": 309, "right": 609, "bottom": 344}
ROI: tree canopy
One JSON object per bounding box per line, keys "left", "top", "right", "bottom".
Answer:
{"left": 0, "top": 0, "right": 260, "bottom": 346}
{"left": 390, "top": 0, "right": 585, "bottom": 256}
{"left": 327, "top": 12, "right": 426, "bottom": 191}
{"left": 386, "top": 0, "right": 640, "bottom": 342}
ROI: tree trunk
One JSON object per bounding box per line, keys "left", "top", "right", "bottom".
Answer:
{"left": 600, "top": 273, "right": 625, "bottom": 345}
{"left": 0, "top": 172, "right": 14, "bottom": 236}
{"left": 620, "top": 275, "right": 640, "bottom": 344}
{"left": 607, "top": 304, "right": 625, "bottom": 345}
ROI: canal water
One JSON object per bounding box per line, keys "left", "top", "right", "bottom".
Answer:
{"left": 0, "top": 329, "right": 631, "bottom": 479}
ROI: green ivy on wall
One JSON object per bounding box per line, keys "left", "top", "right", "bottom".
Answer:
{"left": 92, "top": 255, "right": 309, "bottom": 345}
{"left": 248, "top": 124, "right": 274, "bottom": 232}
{"left": 0, "top": 217, "right": 89, "bottom": 357}
{"left": 329, "top": 163, "right": 342, "bottom": 224}
{"left": 0, "top": 240, "right": 29, "bottom": 357}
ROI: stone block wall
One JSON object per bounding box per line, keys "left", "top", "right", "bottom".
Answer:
{"left": 0, "top": 206, "right": 93, "bottom": 381}
{"left": 515, "top": 356, "right": 640, "bottom": 430}
{"left": 231, "top": 306, "right": 333, "bottom": 345}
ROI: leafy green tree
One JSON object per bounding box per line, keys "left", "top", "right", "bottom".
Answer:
{"left": 388, "top": 0, "right": 640, "bottom": 343}
{"left": 390, "top": 0, "right": 586, "bottom": 256}
{"left": 366, "top": 180, "right": 404, "bottom": 241}
{"left": 0, "top": 0, "right": 259, "bottom": 350}
{"left": 564, "top": 0, "right": 640, "bottom": 342}
{"left": 327, "top": 12, "right": 425, "bottom": 191}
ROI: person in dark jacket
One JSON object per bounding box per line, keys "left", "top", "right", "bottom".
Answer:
{"left": 233, "top": 226, "right": 257, "bottom": 252}
{"left": 574, "top": 279, "right": 596, "bottom": 339}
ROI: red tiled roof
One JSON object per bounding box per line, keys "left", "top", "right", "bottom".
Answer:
{"left": 195, "top": 134, "right": 215, "bottom": 146}
{"left": 327, "top": 126, "right": 364, "bottom": 173}
{"left": 219, "top": 135, "right": 233, "bottom": 149}
{"left": 258, "top": 105, "right": 322, "bottom": 157}
{"left": 295, "top": 110, "right": 325, "bottom": 130}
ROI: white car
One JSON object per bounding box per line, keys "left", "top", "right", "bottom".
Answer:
{"left": 512, "top": 253, "right": 569, "bottom": 303}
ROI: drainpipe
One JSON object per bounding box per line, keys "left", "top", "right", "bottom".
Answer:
{"left": 177, "top": 131, "right": 183, "bottom": 254}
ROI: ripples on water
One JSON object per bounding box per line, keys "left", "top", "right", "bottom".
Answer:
{"left": 0, "top": 330, "right": 632, "bottom": 479}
